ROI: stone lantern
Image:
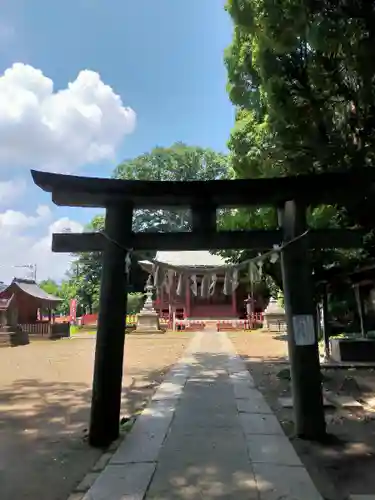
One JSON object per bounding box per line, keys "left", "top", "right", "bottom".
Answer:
{"left": 263, "top": 297, "right": 287, "bottom": 333}
{"left": 133, "top": 276, "right": 164, "bottom": 334}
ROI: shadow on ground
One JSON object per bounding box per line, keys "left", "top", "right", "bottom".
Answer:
{"left": 242, "top": 354, "right": 375, "bottom": 499}
{"left": 103, "top": 350, "right": 321, "bottom": 499}
{"left": 125, "top": 349, "right": 375, "bottom": 500}
{"left": 4, "top": 330, "right": 375, "bottom": 499}
{"left": 0, "top": 367, "right": 174, "bottom": 500}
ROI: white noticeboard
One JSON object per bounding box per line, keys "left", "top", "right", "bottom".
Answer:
{"left": 292, "top": 314, "right": 315, "bottom": 346}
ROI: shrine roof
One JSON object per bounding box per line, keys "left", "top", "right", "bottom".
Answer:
{"left": 30, "top": 168, "right": 375, "bottom": 208}
{"left": 0, "top": 279, "right": 61, "bottom": 303}
{"left": 155, "top": 251, "right": 226, "bottom": 268}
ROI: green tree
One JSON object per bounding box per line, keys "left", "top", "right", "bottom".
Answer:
{"left": 223, "top": 0, "right": 374, "bottom": 279}
{"left": 226, "top": 0, "right": 375, "bottom": 177}
{"left": 127, "top": 292, "right": 144, "bottom": 314}
{"left": 115, "top": 142, "right": 230, "bottom": 232}
{"left": 39, "top": 279, "right": 60, "bottom": 297}
{"left": 39, "top": 278, "right": 76, "bottom": 315}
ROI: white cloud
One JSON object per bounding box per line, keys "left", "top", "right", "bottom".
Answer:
{"left": 0, "top": 204, "right": 51, "bottom": 234}
{"left": 0, "top": 63, "right": 136, "bottom": 172}
{"left": 0, "top": 206, "right": 83, "bottom": 283}
{"left": 0, "top": 177, "right": 26, "bottom": 206}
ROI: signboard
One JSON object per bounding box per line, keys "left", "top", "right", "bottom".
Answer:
{"left": 292, "top": 314, "right": 315, "bottom": 346}
{"left": 69, "top": 299, "right": 77, "bottom": 322}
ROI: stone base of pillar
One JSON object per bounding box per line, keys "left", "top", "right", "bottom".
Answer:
{"left": 133, "top": 311, "right": 165, "bottom": 334}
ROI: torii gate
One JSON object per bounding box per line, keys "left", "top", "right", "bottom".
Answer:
{"left": 31, "top": 168, "right": 373, "bottom": 448}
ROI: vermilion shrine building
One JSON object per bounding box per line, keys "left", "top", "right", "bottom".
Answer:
{"left": 0, "top": 278, "right": 69, "bottom": 339}
{"left": 139, "top": 250, "right": 266, "bottom": 319}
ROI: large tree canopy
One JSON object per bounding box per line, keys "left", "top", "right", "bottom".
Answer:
{"left": 115, "top": 142, "right": 230, "bottom": 233}
{"left": 222, "top": 0, "right": 375, "bottom": 282}
{"left": 225, "top": 0, "right": 375, "bottom": 177}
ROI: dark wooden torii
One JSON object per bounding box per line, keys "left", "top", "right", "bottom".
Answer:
{"left": 31, "top": 168, "right": 374, "bottom": 447}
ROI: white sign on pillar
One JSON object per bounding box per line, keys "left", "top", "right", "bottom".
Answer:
{"left": 292, "top": 314, "right": 315, "bottom": 346}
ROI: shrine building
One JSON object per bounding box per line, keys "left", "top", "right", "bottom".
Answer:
{"left": 0, "top": 278, "right": 69, "bottom": 339}
{"left": 139, "top": 250, "right": 266, "bottom": 320}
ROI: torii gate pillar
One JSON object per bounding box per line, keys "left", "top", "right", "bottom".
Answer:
{"left": 279, "top": 201, "right": 326, "bottom": 440}
{"left": 89, "top": 204, "right": 132, "bottom": 447}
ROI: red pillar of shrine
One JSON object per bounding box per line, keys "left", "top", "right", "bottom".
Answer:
{"left": 185, "top": 280, "right": 191, "bottom": 318}
{"left": 232, "top": 290, "right": 237, "bottom": 317}
{"left": 159, "top": 284, "right": 164, "bottom": 316}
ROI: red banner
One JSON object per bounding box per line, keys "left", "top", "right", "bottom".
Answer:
{"left": 69, "top": 299, "right": 77, "bottom": 322}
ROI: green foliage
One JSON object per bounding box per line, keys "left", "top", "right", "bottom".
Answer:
{"left": 127, "top": 292, "right": 144, "bottom": 314}
{"left": 39, "top": 279, "right": 76, "bottom": 315}
{"left": 226, "top": 0, "right": 375, "bottom": 178}
{"left": 114, "top": 142, "right": 231, "bottom": 233}
{"left": 39, "top": 279, "right": 60, "bottom": 297}
{"left": 223, "top": 0, "right": 375, "bottom": 282}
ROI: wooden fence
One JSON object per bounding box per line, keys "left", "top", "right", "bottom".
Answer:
{"left": 19, "top": 322, "right": 70, "bottom": 338}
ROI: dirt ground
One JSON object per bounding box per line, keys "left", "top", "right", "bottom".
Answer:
{"left": 0, "top": 332, "right": 190, "bottom": 500}
{"left": 229, "top": 331, "right": 375, "bottom": 500}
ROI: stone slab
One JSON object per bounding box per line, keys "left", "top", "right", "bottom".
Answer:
{"left": 76, "top": 472, "right": 100, "bottom": 492}
{"left": 245, "top": 434, "right": 302, "bottom": 466}
{"left": 172, "top": 409, "right": 239, "bottom": 430}
{"left": 157, "top": 433, "right": 250, "bottom": 462}
{"left": 236, "top": 390, "right": 273, "bottom": 414}
{"left": 92, "top": 453, "right": 112, "bottom": 472}
{"left": 110, "top": 400, "right": 175, "bottom": 464}
{"left": 232, "top": 379, "right": 258, "bottom": 399}
{"left": 82, "top": 463, "right": 156, "bottom": 500}
{"left": 151, "top": 380, "right": 185, "bottom": 401}
{"left": 146, "top": 461, "right": 259, "bottom": 499}
{"left": 227, "top": 360, "right": 250, "bottom": 375}
{"left": 67, "top": 494, "right": 84, "bottom": 500}
{"left": 253, "top": 463, "right": 323, "bottom": 500}
{"left": 239, "top": 413, "right": 284, "bottom": 435}
{"left": 229, "top": 369, "right": 255, "bottom": 382}
{"left": 131, "top": 329, "right": 165, "bottom": 334}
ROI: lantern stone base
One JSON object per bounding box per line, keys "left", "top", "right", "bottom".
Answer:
{"left": 262, "top": 297, "right": 287, "bottom": 333}
{"left": 132, "top": 311, "right": 165, "bottom": 334}
{"left": 263, "top": 315, "right": 287, "bottom": 333}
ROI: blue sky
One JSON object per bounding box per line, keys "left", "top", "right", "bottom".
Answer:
{"left": 0, "top": 0, "right": 235, "bottom": 282}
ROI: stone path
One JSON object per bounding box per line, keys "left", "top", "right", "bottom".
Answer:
{"left": 82, "top": 331, "right": 323, "bottom": 499}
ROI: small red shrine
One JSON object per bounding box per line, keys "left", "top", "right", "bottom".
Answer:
{"left": 0, "top": 278, "right": 69, "bottom": 338}
{"left": 139, "top": 251, "right": 265, "bottom": 320}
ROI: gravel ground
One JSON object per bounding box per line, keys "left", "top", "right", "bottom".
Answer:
{"left": 0, "top": 332, "right": 190, "bottom": 500}
{"left": 229, "top": 330, "right": 375, "bottom": 500}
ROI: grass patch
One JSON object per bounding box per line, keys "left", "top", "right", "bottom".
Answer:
{"left": 69, "top": 325, "right": 139, "bottom": 336}
{"left": 70, "top": 325, "right": 96, "bottom": 335}
{"left": 318, "top": 331, "right": 375, "bottom": 346}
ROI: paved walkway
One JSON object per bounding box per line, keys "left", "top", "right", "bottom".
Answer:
{"left": 82, "top": 331, "right": 323, "bottom": 499}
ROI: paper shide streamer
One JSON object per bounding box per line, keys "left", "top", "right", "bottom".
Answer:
{"left": 132, "top": 234, "right": 307, "bottom": 297}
